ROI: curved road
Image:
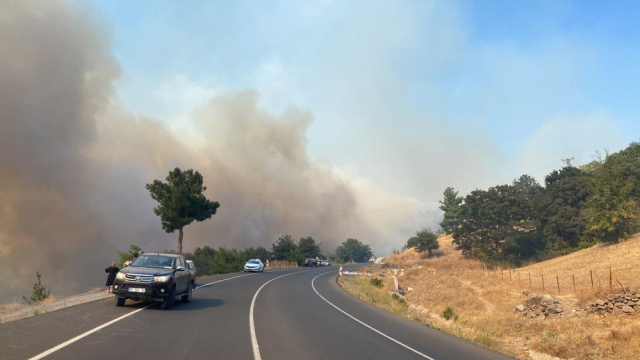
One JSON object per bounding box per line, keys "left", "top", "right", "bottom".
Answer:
{"left": 1, "top": 266, "right": 513, "bottom": 360}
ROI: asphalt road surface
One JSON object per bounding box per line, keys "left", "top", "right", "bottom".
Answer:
{"left": 1, "top": 266, "right": 514, "bottom": 360}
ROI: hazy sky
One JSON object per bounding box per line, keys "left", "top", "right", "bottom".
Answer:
{"left": 90, "top": 0, "right": 639, "bottom": 195}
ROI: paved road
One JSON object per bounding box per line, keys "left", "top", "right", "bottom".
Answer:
{"left": 1, "top": 266, "right": 514, "bottom": 360}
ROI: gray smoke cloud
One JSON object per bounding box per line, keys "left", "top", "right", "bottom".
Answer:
{"left": 1, "top": 0, "right": 419, "bottom": 302}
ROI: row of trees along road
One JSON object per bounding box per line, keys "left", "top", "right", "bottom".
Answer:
{"left": 439, "top": 141, "right": 640, "bottom": 266}
{"left": 184, "top": 236, "right": 372, "bottom": 276}
{"left": 142, "top": 167, "right": 373, "bottom": 275}
{"left": 123, "top": 236, "right": 371, "bottom": 277}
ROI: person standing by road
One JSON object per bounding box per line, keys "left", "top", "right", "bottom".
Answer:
{"left": 123, "top": 251, "right": 140, "bottom": 267}
{"left": 105, "top": 262, "right": 119, "bottom": 293}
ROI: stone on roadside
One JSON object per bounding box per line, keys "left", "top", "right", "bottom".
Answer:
{"left": 621, "top": 305, "right": 634, "bottom": 314}
{"left": 612, "top": 308, "right": 622, "bottom": 315}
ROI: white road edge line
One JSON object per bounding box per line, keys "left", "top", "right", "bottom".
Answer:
{"left": 27, "top": 303, "right": 154, "bottom": 360}
{"left": 250, "top": 270, "right": 309, "bottom": 360}
{"left": 311, "top": 271, "right": 436, "bottom": 360}
{"left": 28, "top": 271, "right": 270, "bottom": 360}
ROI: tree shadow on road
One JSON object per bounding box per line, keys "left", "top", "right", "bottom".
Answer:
{"left": 123, "top": 298, "right": 225, "bottom": 312}
{"left": 149, "top": 298, "right": 226, "bottom": 312}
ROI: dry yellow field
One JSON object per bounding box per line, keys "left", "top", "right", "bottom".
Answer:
{"left": 340, "top": 234, "right": 640, "bottom": 360}
{"left": 266, "top": 260, "right": 299, "bottom": 269}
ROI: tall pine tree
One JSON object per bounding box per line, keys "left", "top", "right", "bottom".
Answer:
{"left": 439, "top": 187, "right": 463, "bottom": 234}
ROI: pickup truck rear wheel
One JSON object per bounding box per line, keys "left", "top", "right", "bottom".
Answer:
{"left": 115, "top": 297, "right": 126, "bottom": 307}
{"left": 160, "top": 286, "right": 175, "bottom": 310}
{"left": 182, "top": 283, "right": 193, "bottom": 303}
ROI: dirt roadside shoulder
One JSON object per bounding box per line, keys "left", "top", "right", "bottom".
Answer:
{"left": 0, "top": 290, "right": 112, "bottom": 324}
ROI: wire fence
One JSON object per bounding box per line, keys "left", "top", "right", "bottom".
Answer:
{"left": 476, "top": 264, "right": 639, "bottom": 295}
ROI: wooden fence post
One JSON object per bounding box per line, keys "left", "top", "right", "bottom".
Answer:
{"left": 609, "top": 267, "right": 613, "bottom": 292}
{"left": 572, "top": 275, "right": 576, "bottom": 292}
{"left": 590, "top": 270, "right": 594, "bottom": 290}
{"left": 509, "top": 268, "right": 512, "bottom": 281}
{"left": 529, "top": 272, "right": 532, "bottom": 287}
{"left": 542, "top": 274, "right": 545, "bottom": 290}
{"left": 556, "top": 275, "right": 560, "bottom": 293}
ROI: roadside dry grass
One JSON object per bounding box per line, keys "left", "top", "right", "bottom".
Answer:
{"left": 267, "top": 260, "right": 298, "bottom": 269}
{"left": 0, "top": 290, "right": 110, "bottom": 324}
{"left": 340, "top": 275, "right": 409, "bottom": 318}
{"left": 339, "top": 234, "right": 640, "bottom": 360}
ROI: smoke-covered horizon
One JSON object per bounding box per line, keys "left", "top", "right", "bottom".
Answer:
{"left": 0, "top": 0, "right": 435, "bottom": 302}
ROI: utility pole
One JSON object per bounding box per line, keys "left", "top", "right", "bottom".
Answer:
{"left": 561, "top": 157, "right": 574, "bottom": 167}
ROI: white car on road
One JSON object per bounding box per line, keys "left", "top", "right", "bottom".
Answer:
{"left": 244, "top": 259, "right": 264, "bottom": 272}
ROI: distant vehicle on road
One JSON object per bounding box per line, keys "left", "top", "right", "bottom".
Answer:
{"left": 244, "top": 259, "right": 264, "bottom": 272}
{"left": 320, "top": 260, "right": 331, "bottom": 266}
{"left": 303, "top": 258, "right": 319, "bottom": 267}
{"left": 112, "top": 253, "right": 195, "bottom": 310}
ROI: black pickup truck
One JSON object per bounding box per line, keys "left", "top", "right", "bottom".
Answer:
{"left": 112, "top": 253, "right": 196, "bottom": 309}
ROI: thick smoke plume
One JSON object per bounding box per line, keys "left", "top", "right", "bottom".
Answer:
{"left": 0, "top": 1, "right": 422, "bottom": 302}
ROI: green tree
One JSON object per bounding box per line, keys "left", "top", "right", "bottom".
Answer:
{"left": 334, "top": 238, "right": 373, "bottom": 263}
{"left": 582, "top": 169, "right": 637, "bottom": 243}
{"left": 447, "top": 142, "right": 640, "bottom": 264}
{"left": 30, "top": 271, "right": 50, "bottom": 304}
{"left": 146, "top": 168, "right": 220, "bottom": 254}
{"left": 512, "top": 175, "right": 543, "bottom": 204}
{"left": 271, "top": 235, "right": 298, "bottom": 262}
{"left": 406, "top": 236, "right": 419, "bottom": 249}
{"left": 117, "top": 244, "right": 143, "bottom": 268}
{"left": 414, "top": 228, "right": 439, "bottom": 256}
{"left": 298, "top": 236, "right": 321, "bottom": 259}
{"left": 325, "top": 250, "right": 338, "bottom": 262}
{"left": 581, "top": 143, "right": 640, "bottom": 244}
{"left": 537, "top": 167, "right": 591, "bottom": 252}
{"left": 244, "top": 246, "right": 271, "bottom": 262}
{"left": 185, "top": 245, "right": 217, "bottom": 275}
{"left": 453, "top": 183, "right": 543, "bottom": 265}
{"left": 611, "top": 142, "right": 640, "bottom": 199}
{"left": 439, "top": 187, "right": 463, "bottom": 234}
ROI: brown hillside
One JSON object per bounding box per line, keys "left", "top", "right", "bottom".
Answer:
{"left": 342, "top": 234, "right": 640, "bottom": 360}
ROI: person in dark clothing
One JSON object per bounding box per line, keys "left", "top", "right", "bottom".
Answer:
{"left": 105, "top": 262, "right": 119, "bottom": 293}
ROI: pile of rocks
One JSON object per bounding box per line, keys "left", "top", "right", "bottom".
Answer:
{"left": 587, "top": 291, "right": 638, "bottom": 315}
{"left": 515, "top": 291, "right": 564, "bottom": 318}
